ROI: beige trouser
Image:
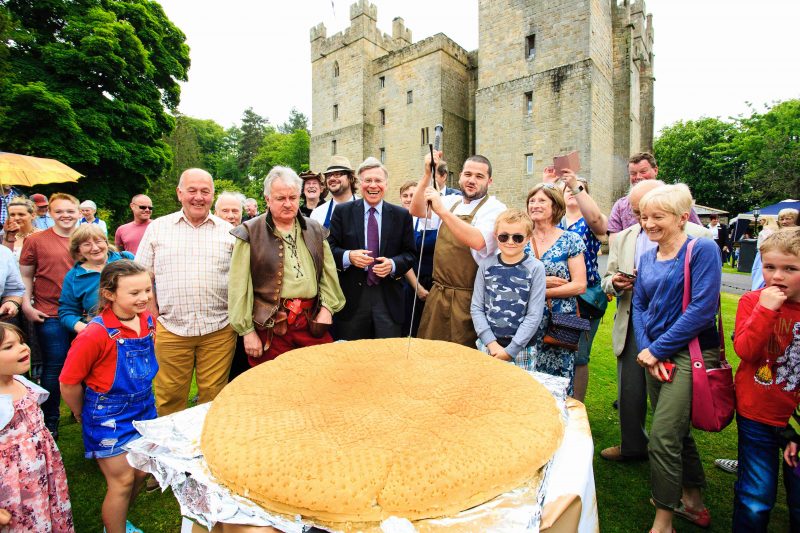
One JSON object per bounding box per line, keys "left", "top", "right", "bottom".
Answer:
{"left": 154, "top": 323, "right": 237, "bottom": 416}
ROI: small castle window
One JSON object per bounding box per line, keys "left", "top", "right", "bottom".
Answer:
{"left": 331, "top": 140, "right": 337, "bottom": 155}
{"left": 407, "top": 90, "right": 413, "bottom": 104}
{"left": 379, "top": 76, "right": 385, "bottom": 89}
{"left": 333, "top": 61, "right": 340, "bottom": 77}
{"left": 525, "top": 92, "right": 533, "bottom": 116}
{"left": 333, "top": 104, "right": 339, "bottom": 120}
{"left": 526, "top": 154, "right": 534, "bottom": 175}
{"left": 380, "top": 109, "right": 386, "bottom": 126}
{"left": 421, "top": 127, "right": 429, "bottom": 146}
{"left": 526, "top": 34, "right": 536, "bottom": 60}
{"left": 380, "top": 148, "right": 386, "bottom": 163}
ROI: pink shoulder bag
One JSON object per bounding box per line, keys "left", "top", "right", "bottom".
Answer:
{"left": 683, "top": 238, "right": 735, "bottom": 432}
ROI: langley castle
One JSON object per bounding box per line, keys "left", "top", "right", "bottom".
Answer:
{"left": 309, "top": 0, "right": 654, "bottom": 210}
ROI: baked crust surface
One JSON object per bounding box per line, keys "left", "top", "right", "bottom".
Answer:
{"left": 201, "top": 338, "right": 564, "bottom": 522}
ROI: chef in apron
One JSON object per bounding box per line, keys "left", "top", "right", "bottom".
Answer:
{"left": 410, "top": 151, "right": 507, "bottom": 347}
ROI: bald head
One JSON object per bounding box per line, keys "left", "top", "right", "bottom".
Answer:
{"left": 178, "top": 168, "right": 213, "bottom": 189}
{"left": 629, "top": 180, "right": 665, "bottom": 215}
{"left": 130, "top": 194, "right": 153, "bottom": 223}
{"left": 177, "top": 168, "right": 215, "bottom": 224}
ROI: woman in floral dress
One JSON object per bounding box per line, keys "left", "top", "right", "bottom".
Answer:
{"left": 0, "top": 322, "right": 73, "bottom": 533}
{"left": 526, "top": 183, "right": 587, "bottom": 395}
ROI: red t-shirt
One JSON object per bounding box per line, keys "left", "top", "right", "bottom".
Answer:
{"left": 734, "top": 289, "right": 800, "bottom": 427}
{"left": 114, "top": 220, "right": 151, "bottom": 255}
{"left": 59, "top": 308, "right": 155, "bottom": 393}
{"left": 19, "top": 228, "right": 73, "bottom": 316}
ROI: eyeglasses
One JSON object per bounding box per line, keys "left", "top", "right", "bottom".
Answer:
{"left": 135, "top": 205, "right": 154, "bottom": 211}
{"left": 78, "top": 239, "right": 107, "bottom": 249}
{"left": 497, "top": 233, "right": 526, "bottom": 244}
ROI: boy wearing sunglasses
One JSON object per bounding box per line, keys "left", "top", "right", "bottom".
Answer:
{"left": 470, "top": 208, "right": 546, "bottom": 363}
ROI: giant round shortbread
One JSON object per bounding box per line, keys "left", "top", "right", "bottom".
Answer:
{"left": 201, "top": 338, "right": 564, "bottom": 523}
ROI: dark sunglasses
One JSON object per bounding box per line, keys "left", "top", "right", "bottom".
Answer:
{"left": 135, "top": 205, "right": 154, "bottom": 211}
{"left": 497, "top": 233, "right": 526, "bottom": 244}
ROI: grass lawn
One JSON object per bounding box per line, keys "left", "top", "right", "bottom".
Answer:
{"left": 722, "top": 263, "right": 749, "bottom": 276}
{"left": 57, "top": 292, "right": 792, "bottom": 531}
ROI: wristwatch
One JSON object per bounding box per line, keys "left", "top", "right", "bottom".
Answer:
{"left": 571, "top": 184, "right": 585, "bottom": 195}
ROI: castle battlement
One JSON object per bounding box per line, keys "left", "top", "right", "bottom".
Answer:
{"left": 310, "top": 1, "right": 413, "bottom": 62}
{"left": 373, "top": 33, "right": 472, "bottom": 74}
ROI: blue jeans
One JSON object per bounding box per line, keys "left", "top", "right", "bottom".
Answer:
{"left": 733, "top": 414, "right": 800, "bottom": 532}
{"left": 36, "top": 318, "right": 72, "bottom": 434}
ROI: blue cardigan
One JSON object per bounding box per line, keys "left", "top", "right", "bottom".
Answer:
{"left": 58, "top": 251, "right": 134, "bottom": 331}
{"left": 632, "top": 237, "right": 721, "bottom": 359}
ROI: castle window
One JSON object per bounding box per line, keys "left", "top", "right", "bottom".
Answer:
{"left": 380, "top": 108, "right": 386, "bottom": 126}
{"left": 379, "top": 76, "right": 385, "bottom": 89}
{"left": 526, "top": 34, "right": 536, "bottom": 60}
{"left": 333, "top": 104, "right": 338, "bottom": 120}
{"left": 525, "top": 92, "right": 533, "bottom": 116}
{"left": 421, "top": 127, "right": 429, "bottom": 145}
{"left": 407, "top": 90, "right": 413, "bottom": 104}
{"left": 380, "top": 148, "right": 386, "bottom": 163}
{"left": 332, "top": 140, "right": 337, "bottom": 155}
{"left": 526, "top": 154, "right": 534, "bottom": 175}
{"left": 333, "top": 61, "right": 340, "bottom": 77}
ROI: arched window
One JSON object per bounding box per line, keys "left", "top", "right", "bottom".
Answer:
{"left": 333, "top": 61, "right": 340, "bottom": 78}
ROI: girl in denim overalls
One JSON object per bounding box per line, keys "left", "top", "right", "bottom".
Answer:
{"left": 60, "top": 260, "right": 156, "bottom": 533}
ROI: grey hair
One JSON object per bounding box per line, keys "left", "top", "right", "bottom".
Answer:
{"left": 263, "top": 166, "right": 302, "bottom": 196}
{"left": 357, "top": 157, "right": 388, "bottom": 180}
{"left": 245, "top": 197, "right": 258, "bottom": 206}
{"left": 214, "top": 191, "right": 246, "bottom": 212}
{"left": 79, "top": 200, "right": 97, "bottom": 211}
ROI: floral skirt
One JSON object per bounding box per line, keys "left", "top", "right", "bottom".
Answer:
{"left": 0, "top": 386, "right": 74, "bottom": 532}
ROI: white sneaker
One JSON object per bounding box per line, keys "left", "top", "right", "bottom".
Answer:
{"left": 714, "top": 458, "right": 738, "bottom": 474}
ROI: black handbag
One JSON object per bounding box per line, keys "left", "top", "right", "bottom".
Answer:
{"left": 543, "top": 298, "right": 591, "bottom": 351}
{"left": 531, "top": 237, "right": 591, "bottom": 351}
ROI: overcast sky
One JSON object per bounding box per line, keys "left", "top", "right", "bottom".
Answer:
{"left": 156, "top": 0, "right": 800, "bottom": 135}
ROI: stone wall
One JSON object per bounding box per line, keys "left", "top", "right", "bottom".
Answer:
{"left": 310, "top": 0, "right": 654, "bottom": 209}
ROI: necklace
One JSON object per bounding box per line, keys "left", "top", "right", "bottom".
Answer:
{"left": 115, "top": 313, "right": 136, "bottom": 321}
{"left": 277, "top": 221, "right": 304, "bottom": 278}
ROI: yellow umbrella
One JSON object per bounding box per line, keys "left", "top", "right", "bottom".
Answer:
{"left": 0, "top": 152, "right": 83, "bottom": 187}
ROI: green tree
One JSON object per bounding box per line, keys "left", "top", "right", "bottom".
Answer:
{"left": 165, "top": 115, "right": 203, "bottom": 181}
{"left": 0, "top": 0, "right": 190, "bottom": 228}
{"left": 279, "top": 107, "right": 309, "bottom": 134}
{"left": 734, "top": 100, "right": 800, "bottom": 206}
{"left": 251, "top": 129, "right": 310, "bottom": 178}
{"left": 654, "top": 118, "right": 749, "bottom": 214}
{"left": 237, "top": 107, "right": 269, "bottom": 179}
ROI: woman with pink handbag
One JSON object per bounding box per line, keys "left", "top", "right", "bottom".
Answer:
{"left": 632, "top": 183, "right": 722, "bottom": 533}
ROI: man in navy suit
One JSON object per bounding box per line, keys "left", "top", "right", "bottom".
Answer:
{"left": 328, "top": 157, "right": 416, "bottom": 339}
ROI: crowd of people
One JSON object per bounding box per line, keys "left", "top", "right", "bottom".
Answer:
{"left": 0, "top": 148, "right": 799, "bottom": 533}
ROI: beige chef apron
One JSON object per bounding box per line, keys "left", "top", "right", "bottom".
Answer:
{"left": 418, "top": 195, "right": 490, "bottom": 347}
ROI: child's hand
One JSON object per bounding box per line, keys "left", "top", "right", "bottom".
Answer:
{"left": 0, "top": 508, "right": 10, "bottom": 525}
{"left": 493, "top": 350, "right": 512, "bottom": 362}
{"left": 760, "top": 285, "right": 787, "bottom": 311}
{"left": 785, "top": 442, "right": 799, "bottom": 468}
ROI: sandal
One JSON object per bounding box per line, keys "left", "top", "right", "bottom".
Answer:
{"left": 673, "top": 500, "right": 711, "bottom": 528}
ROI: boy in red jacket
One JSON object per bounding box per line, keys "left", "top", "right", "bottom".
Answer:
{"left": 733, "top": 228, "right": 800, "bottom": 531}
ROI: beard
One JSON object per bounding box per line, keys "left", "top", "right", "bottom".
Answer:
{"left": 461, "top": 182, "right": 489, "bottom": 201}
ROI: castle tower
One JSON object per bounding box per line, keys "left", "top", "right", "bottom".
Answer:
{"left": 310, "top": 1, "right": 653, "bottom": 209}
{"left": 612, "top": 0, "right": 656, "bottom": 198}
{"left": 310, "top": 1, "right": 473, "bottom": 192}
{"left": 309, "top": 1, "right": 398, "bottom": 173}
{"left": 475, "top": 0, "right": 617, "bottom": 211}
